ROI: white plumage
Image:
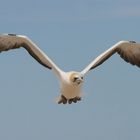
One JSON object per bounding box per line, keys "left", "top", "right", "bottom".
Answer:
{"left": 0, "top": 34, "right": 140, "bottom": 104}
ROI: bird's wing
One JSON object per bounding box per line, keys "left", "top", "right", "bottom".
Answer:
{"left": 81, "top": 41, "right": 140, "bottom": 75}
{"left": 0, "top": 34, "right": 63, "bottom": 77}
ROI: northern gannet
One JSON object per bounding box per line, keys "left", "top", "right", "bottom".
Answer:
{"left": 0, "top": 34, "right": 140, "bottom": 104}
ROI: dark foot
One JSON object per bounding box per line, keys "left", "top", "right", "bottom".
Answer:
{"left": 58, "top": 95, "right": 67, "bottom": 104}
{"left": 58, "top": 95, "right": 82, "bottom": 104}
{"left": 68, "top": 97, "right": 82, "bottom": 104}
{"left": 68, "top": 99, "right": 73, "bottom": 104}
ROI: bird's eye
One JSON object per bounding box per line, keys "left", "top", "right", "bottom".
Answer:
{"left": 81, "top": 77, "right": 83, "bottom": 79}
{"left": 73, "top": 77, "right": 78, "bottom": 81}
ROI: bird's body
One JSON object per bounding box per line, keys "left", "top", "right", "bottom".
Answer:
{"left": 59, "top": 71, "right": 83, "bottom": 101}
{"left": 0, "top": 34, "right": 140, "bottom": 104}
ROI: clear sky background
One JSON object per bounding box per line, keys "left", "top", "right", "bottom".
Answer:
{"left": 0, "top": 0, "right": 140, "bottom": 140}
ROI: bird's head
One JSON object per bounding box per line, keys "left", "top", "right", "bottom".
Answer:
{"left": 69, "top": 72, "right": 84, "bottom": 85}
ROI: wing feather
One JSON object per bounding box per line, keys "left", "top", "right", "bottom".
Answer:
{"left": 0, "top": 34, "right": 62, "bottom": 77}
{"left": 81, "top": 41, "right": 140, "bottom": 75}
{"left": 117, "top": 42, "right": 140, "bottom": 67}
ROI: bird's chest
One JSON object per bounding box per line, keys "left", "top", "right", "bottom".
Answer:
{"left": 60, "top": 82, "right": 81, "bottom": 99}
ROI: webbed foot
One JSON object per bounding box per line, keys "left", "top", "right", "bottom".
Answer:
{"left": 68, "top": 97, "right": 81, "bottom": 104}
{"left": 58, "top": 95, "right": 67, "bottom": 104}
{"left": 58, "top": 95, "right": 82, "bottom": 104}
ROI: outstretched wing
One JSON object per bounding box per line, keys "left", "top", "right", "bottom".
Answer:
{"left": 81, "top": 41, "right": 140, "bottom": 75}
{"left": 0, "top": 34, "right": 62, "bottom": 77}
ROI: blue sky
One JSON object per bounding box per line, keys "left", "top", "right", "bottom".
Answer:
{"left": 0, "top": 0, "right": 140, "bottom": 140}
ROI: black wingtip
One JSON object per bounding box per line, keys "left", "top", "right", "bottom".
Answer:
{"left": 129, "top": 41, "right": 136, "bottom": 43}
{"left": 46, "top": 66, "right": 52, "bottom": 70}
{"left": 8, "top": 34, "right": 17, "bottom": 36}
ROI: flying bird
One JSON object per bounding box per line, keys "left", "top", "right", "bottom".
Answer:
{"left": 0, "top": 34, "right": 140, "bottom": 104}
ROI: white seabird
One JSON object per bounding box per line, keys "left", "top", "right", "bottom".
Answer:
{"left": 0, "top": 34, "right": 140, "bottom": 104}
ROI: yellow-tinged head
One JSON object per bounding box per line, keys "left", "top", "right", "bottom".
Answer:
{"left": 68, "top": 71, "right": 84, "bottom": 85}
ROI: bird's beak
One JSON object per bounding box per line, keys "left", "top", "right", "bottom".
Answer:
{"left": 76, "top": 77, "right": 83, "bottom": 84}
